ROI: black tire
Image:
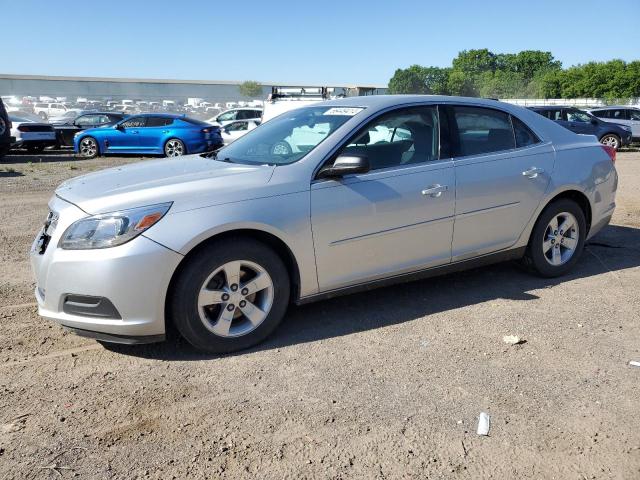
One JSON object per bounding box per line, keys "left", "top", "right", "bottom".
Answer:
{"left": 164, "top": 138, "right": 186, "bottom": 157}
{"left": 78, "top": 136, "right": 99, "bottom": 159}
{"left": 0, "top": 144, "right": 10, "bottom": 160}
{"left": 38, "top": 111, "right": 48, "bottom": 120}
{"left": 169, "top": 237, "right": 290, "bottom": 353}
{"left": 26, "top": 144, "right": 45, "bottom": 154}
{"left": 599, "top": 133, "right": 621, "bottom": 150}
{"left": 523, "top": 199, "right": 587, "bottom": 278}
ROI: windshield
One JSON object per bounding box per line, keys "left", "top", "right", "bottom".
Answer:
{"left": 217, "top": 106, "right": 363, "bottom": 165}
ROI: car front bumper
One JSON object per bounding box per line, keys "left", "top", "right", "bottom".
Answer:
{"left": 30, "top": 196, "right": 183, "bottom": 340}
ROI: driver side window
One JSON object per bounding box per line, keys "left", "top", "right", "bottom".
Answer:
{"left": 338, "top": 106, "right": 439, "bottom": 170}
{"left": 566, "top": 110, "right": 591, "bottom": 123}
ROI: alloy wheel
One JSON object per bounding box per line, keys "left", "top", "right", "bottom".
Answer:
{"left": 165, "top": 139, "right": 184, "bottom": 157}
{"left": 600, "top": 135, "right": 619, "bottom": 149}
{"left": 197, "top": 260, "right": 274, "bottom": 338}
{"left": 542, "top": 212, "right": 579, "bottom": 266}
{"left": 79, "top": 138, "right": 97, "bottom": 157}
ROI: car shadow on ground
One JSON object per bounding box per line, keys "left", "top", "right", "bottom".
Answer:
{"left": 1, "top": 149, "right": 159, "bottom": 164}
{"left": 2, "top": 149, "right": 78, "bottom": 164}
{"left": 103, "top": 224, "right": 640, "bottom": 361}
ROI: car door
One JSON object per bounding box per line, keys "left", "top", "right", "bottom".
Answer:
{"left": 627, "top": 109, "right": 640, "bottom": 138}
{"left": 138, "top": 116, "right": 172, "bottom": 152}
{"left": 447, "top": 105, "right": 555, "bottom": 261}
{"left": 107, "top": 116, "right": 145, "bottom": 152}
{"left": 311, "top": 105, "right": 455, "bottom": 291}
{"left": 564, "top": 108, "right": 595, "bottom": 135}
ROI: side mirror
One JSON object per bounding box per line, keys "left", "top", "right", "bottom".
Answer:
{"left": 591, "top": 119, "right": 598, "bottom": 125}
{"left": 317, "top": 154, "right": 370, "bottom": 179}
{"left": 114, "top": 123, "right": 123, "bottom": 130}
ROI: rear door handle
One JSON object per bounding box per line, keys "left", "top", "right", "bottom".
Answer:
{"left": 421, "top": 184, "right": 449, "bottom": 197}
{"left": 522, "top": 167, "right": 544, "bottom": 178}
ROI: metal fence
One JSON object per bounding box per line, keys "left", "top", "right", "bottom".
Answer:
{"left": 501, "top": 98, "right": 640, "bottom": 108}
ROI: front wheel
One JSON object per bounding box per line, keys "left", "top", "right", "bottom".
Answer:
{"left": 38, "top": 111, "right": 48, "bottom": 120}
{"left": 164, "top": 138, "right": 185, "bottom": 157}
{"left": 170, "top": 238, "right": 290, "bottom": 353}
{"left": 78, "top": 137, "right": 99, "bottom": 158}
{"left": 523, "top": 199, "right": 586, "bottom": 278}
{"left": 600, "top": 134, "right": 620, "bottom": 150}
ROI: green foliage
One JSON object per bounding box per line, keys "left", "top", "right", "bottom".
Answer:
{"left": 388, "top": 49, "right": 638, "bottom": 99}
{"left": 238, "top": 81, "right": 263, "bottom": 98}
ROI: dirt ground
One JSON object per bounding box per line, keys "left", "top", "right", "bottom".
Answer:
{"left": 1, "top": 149, "right": 639, "bottom": 479}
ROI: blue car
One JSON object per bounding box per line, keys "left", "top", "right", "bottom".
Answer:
{"left": 74, "top": 114, "right": 223, "bottom": 158}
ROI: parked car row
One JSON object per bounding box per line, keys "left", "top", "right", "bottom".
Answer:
{"left": 527, "top": 106, "right": 634, "bottom": 149}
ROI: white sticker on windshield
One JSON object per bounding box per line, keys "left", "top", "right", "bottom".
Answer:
{"left": 324, "top": 107, "right": 364, "bottom": 116}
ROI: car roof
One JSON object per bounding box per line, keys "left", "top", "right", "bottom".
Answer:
{"left": 125, "top": 113, "right": 185, "bottom": 118}
{"left": 589, "top": 105, "right": 639, "bottom": 110}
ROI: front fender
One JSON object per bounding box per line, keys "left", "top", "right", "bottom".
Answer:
{"left": 143, "top": 191, "right": 319, "bottom": 297}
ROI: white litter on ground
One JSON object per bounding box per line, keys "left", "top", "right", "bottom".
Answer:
{"left": 503, "top": 335, "right": 524, "bottom": 345}
{"left": 477, "top": 412, "right": 491, "bottom": 436}
{"left": 630, "top": 361, "right": 640, "bottom": 368}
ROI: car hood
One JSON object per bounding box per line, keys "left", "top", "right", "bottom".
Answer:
{"left": 55, "top": 154, "right": 276, "bottom": 214}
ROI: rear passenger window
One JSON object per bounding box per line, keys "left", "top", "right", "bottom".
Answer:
{"left": 592, "top": 110, "right": 609, "bottom": 118}
{"left": 452, "top": 106, "right": 514, "bottom": 157}
{"left": 146, "top": 117, "right": 173, "bottom": 127}
{"left": 511, "top": 116, "right": 540, "bottom": 148}
{"left": 339, "top": 106, "right": 439, "bottom": 170}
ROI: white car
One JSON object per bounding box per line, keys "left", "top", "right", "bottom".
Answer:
{"left": 206, "top": 108, "right": 263, "bottom": 127}
{"left": 589, "top": 106, "right": 640, "bottom": 141}
{"left": 9, "top": 115, "right": 57, "bottom": 153}
{"left": 33, "top": 102, "right": 68, "bottom": 120}
{"left": 220, "top": 120, "right": 260, "bottom": 144}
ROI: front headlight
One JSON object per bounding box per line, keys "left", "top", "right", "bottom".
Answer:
{"left": 59, "top": 202, "right": 172, "bottom": 250}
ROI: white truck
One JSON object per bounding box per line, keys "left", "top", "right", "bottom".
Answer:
{"left": 261, "top": 86, "right": 329, "bottom": 123}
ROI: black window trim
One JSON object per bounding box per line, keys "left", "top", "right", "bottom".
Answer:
{"left": 444, "top": 104, "right": 542, "bottom": 159}
{"left": 314, "top": 104, "right": 445, "bottom": 179}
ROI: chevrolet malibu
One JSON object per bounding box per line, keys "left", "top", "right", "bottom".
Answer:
{"left": 31, "top": 96, "right": 618, "bottom": 353}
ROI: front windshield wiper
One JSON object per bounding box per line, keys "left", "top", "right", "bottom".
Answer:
{"left": 200, "top": 150, "right": 235, "bottom": 163}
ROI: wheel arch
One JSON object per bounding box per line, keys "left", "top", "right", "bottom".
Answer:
{"left": 538, "top": 189, "right": 592, "bottom": 235}
{"left": 164, "top": 228, "right": 302, "bottom": 333}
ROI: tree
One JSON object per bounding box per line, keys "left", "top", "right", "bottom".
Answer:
{"left": 388, "top": 65, "right": 429, "bottom": 94}
{"left": 388, "top": 50, "right": 640, "bottom": 100}
{"left": 238, "top": 81, "right": 263, "bottom": 98}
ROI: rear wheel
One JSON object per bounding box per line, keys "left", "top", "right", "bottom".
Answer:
{"left": 164, "top": 138, "right": 185, "bottom": 157}
{"left": 78, "top": 136, "right": 99, "bottom": 158}
{"left": 170, "top": 238, "right": 290, "bottom": 353}
{"left": 600, "top": 134, "right": 620, "bottom": 150}
{"left": 523, "top": 199, "right": 586, "bottom": 277}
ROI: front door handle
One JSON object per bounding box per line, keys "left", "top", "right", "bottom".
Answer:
{"left": 522, "top": 167, "right": 544, "bottom": 178}
{"left": 131, "top": 130, "right": 139, "bottom": 134}
{"left": 421, "top": 184, "right": 449, "bottom": 197}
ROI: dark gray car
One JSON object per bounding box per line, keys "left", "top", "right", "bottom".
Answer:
{"left": 528, "top": 106, "right": 632, "bottom": 149}
{"left": 0, "top": 98, "right": 12, "bottom": 159}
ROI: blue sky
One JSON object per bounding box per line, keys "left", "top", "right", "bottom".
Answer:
{"left": 4, "top": 0, "right": 640, "bottom": 85}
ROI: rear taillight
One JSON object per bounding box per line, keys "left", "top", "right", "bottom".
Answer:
{"left": 201, "top": 128, "right": 211, "bottom": 133}
{"left": 18, "top": 125, "right": 31, "bottom": 132}
{"left": 601, "top": 145, "right": 616, "bottom": 163}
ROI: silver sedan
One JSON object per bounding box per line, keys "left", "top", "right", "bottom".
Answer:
{"left": 30, "top": 95, "right": 618, "bottom": 353}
